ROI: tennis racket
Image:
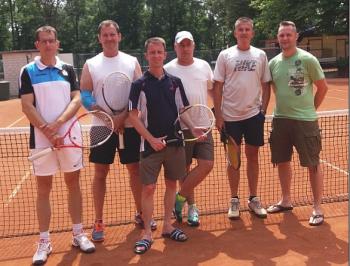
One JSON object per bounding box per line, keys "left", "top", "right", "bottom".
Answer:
{"left": 102, "top": 71, "right": 132, "bottom": 150}
{"left": 142, "top": 104, "right": 215, "bottom": 157}
{"left": 28, "top": 110, "right": 114, "bottom": 162}
{"left": 220, "top": 129, "right": 240, "bottom": 170}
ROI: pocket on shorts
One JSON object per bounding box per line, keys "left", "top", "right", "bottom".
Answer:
{"left": 304, "top": 129, "right": 322, "bottom": 156}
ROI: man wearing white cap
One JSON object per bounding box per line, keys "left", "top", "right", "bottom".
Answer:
{"left": 165, "top": 31, "right": 214, "bottom": 226}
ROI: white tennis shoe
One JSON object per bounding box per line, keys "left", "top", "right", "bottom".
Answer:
{"left": 228, "top": 197, "right": 240, "bottom": 219}
{"left": 248, "top": 196, "right": 267, "bottom": 218}
{"left": 32, "top": 239, "right": 52, "bottom": 265}
{"left": 72, "top": 233, "right": 96, "bottom": 253}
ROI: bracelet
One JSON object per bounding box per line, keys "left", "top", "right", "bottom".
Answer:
{"left": 261, "top": 109, "right": 266, "bottom": 115}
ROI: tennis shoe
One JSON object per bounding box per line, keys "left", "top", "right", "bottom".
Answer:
{"left": 32, "top": 239, "right": 52, "bottom": 265}
{"left": 228, "top": 197, "right": 240, "bottom": 219}
{"left": 187, "top": 204, "right": 200, "bottom": 226}
{"left": 248, "top": 196, "right": 267, "bottom": 218}
{"left": 91, "top": 221, "right": 105, "bottom": 242}
{"left": 135, "top": 213, "right": 157, "bottom": 231}
{"left": 174, "top": 193, "right": 186, "bottom": 223}
{"left": 72, "top": 233, "right": 96, "bottom": 253}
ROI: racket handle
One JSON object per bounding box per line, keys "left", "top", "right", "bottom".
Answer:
{"left": 28, "top": 147, "right": 55, "bottom": 161}
{"left": 118, "top": 133, "right": 125, "bottom": 149}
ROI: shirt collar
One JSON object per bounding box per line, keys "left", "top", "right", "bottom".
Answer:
{"left": 34, "top": 56, "right": 63, "bottom": 70}
{"left": 144, "top": 69, "right": 169, "bottom": 80}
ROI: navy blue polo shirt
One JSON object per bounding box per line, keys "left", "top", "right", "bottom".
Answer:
{"left": 129, "top": 70, "right": 189, "bottom": 152}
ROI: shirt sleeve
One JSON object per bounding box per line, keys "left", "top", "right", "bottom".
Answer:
{"left": 306, "top": 56, "right": 325, "bottom": 82}
{"left": 18, "top": 67, "right": 34, "bottom": 96}
{"left": 128, "top": 81, "right": 142, "bottom": 111}
{"left": 174, "top": 78, "right": 189, "bottom": 111}
{"left": 213, "top": 51, "right": 226, "bottom": 82}
{"left": 205, "top": 61, "right": 214, "bottom": 89}
{"left": 66, "top": 65, "right": 79, "bottom": 91}
{"left": 261, "top": 53, "right": 272, "bottom": 83}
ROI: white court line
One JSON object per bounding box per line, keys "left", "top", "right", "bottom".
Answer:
{"left": 6, "top": 115, "right": 25, "bottom": 128}
{"left": 4, "top": 167, "right": 32, "bottom": 206}
{"left": 320, "top": 159, "right": 349, "bottom": 176}
{"left": 325, "top": 96, "right": 348, "bottom": 101}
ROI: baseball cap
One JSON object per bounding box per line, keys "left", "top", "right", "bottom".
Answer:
{"left": 175, "top": 31, "right": 194, "bottom": 43}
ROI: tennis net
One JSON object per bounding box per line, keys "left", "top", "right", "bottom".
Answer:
{"left": 0, "top": 110, "right": 348, "bottom": 238}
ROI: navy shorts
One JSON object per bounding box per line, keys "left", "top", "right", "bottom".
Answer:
{"left": 224, "top": 112, "right": 265, "bottom": 147}
{"left": 89, "top": 127, "right": 140, "bottom": 164}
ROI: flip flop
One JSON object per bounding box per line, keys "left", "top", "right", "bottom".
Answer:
{"left": 134, "top": 239, "right": 153, "bottom": 254}
{"left": 309, "top": 214, "right": 324, "bottom": 226}
{"left": 267, "top": 204, "right": 293, "bottom": 214}
{"left": 161, "top": 228, "right": 188, "bottom": 242}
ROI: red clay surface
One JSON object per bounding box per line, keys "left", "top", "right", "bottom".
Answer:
{"left": 0, "top": 78, "right": 348, "bottom": 265}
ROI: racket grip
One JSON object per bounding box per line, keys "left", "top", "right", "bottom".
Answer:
{"left": 28, "top": 147, "right": 55, "bottom": 161}
{"left": 118, "top": 133, "right": 125, "bottom": 149}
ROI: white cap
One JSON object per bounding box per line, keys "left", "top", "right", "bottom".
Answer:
{"left": 175, "top": 31, "right": 194, "bottom": 43}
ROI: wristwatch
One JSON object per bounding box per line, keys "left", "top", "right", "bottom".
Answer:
{"left": 260, "top": 109, "right": 266, "bottom": 115}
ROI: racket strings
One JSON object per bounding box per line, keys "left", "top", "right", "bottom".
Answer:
{"left": 103, "top": 73, "right": 132, "bottom": 113}
{"left": 178, "top": 105, "right": 215, "bottom": 139}
{"left": 74, "top": 111, "right": 114, "bottom": 148}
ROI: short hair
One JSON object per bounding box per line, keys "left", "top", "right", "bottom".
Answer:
{"left": 234, "top": 17, "right": 254, "bottom": 29}
{"left": 144, "top": 37, "right": 166, "bottom": 51}
{"left": 279, "top": 21, "right": 297, "bottom": 32}
{"left": 97, "top": 20, "right": 120, "bottom": 35}
{"left": 35, "top": 26, "right": 57, "bottom": 41}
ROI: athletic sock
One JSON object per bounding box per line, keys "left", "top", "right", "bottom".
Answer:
{"left": 39, "top": 231, "right": 50, "bottom": 242}
{"left": 72, "top": 223, "right": 83, "bottom": 236}
{"left": 249, "top": 195, "right": 257, "bottom": 201}
{"left": 176, "top": 193, "right": 186, "bottom": 202}
{"left": 231, "top": 196, "right": 239, "bottom": 199}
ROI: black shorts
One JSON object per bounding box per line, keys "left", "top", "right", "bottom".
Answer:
{"left": 89, "top": 127, "right": 141, "bottom": 164}
{"left": 224, "top": 112, "right": 265, "bottom": 147}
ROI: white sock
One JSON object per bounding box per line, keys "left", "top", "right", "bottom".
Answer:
{"left": 39, "top": 231, "right": 50, "bottom": 242}
{"left": 72, "top": 223, "right": 83, "bottom": 236}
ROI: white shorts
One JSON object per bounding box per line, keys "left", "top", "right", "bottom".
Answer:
{"left": 31, "top": 147, "right": 83, "bottom": 176}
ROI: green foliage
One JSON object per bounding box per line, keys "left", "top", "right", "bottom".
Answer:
{"left": 0, "top": 0, "right": 348, "bottom": 52}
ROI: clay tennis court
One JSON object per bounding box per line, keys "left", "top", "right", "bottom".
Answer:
{"left": 0, "top": 78, "right": 348, "bottom": 265}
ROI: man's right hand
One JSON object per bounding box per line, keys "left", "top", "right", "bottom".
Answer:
{"left": 215, "top": 115, "right": 224, "bottom": 131}
{"left": 148, "top": 136, "right": 167, "bottom": 152}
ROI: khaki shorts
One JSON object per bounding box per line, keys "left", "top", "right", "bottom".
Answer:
{"left": 184, "top": 130, "right": 214, "bottom": 166}
{"left": 269, "top": 118, "right": 322, "bottom": 167}
{"left": 140, "top": 146, "right": 186, "bottom": 185}
{"left": 31, "top": 147, "right": 83, "bottom": 176}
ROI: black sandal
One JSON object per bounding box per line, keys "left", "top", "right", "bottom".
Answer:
{"left": 134, "top": 239, "right": 153, "bottom": 254}
{"left": 161, "top": 228, "right": 188, "bottom": 242}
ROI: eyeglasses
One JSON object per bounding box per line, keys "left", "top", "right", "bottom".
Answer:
{"left": 37, "top": 39, "right": 57, "bottom": 45}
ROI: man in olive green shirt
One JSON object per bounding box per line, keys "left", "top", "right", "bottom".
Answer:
{"left": 267, "top": 21, "right": 328, "bottom": 226}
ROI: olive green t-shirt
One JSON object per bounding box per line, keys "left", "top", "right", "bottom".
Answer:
{"left": 269, "top": 48, "right": 325, "bottom": 121}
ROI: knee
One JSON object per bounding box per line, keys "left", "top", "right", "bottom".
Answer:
{"left": 37, "top": 184, "right": 52, "bottom": 198}
{"left": 199, "top": 160, "right": 214, "bottom": 174}
{"left": 245, "top": 147, "right": 259, "bottom": 162}
{"left": 94, "top": 164, "right": 110, "bottom": 180}
{"left": 142, "top": 184, "right": 156, "bottom": 197}
{"left": 127, "top": 163, "right": 140, "bottom": 178}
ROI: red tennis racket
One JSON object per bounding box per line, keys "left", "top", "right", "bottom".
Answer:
{"left": 28, "top": 110, "right": 114, "bottom": 162}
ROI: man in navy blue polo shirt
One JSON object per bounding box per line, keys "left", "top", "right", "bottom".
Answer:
{"left": 129, "top": 37, "right": 189, "bottom": 254}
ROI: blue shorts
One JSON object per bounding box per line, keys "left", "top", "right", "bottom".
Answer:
{"left": 89, "top": 127, "right": 140, "bottom": 164}
{"left": 224, "top": 112, "right": 265, "bottom": 147}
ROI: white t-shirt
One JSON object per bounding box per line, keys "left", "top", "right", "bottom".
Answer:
{"left": 213, "top": 45, "right": 271, "bottom": 121}
{"left": 164, "top": 57, "right": 213, "bottom": 106}
{"left": 86, "top": 51, "right": 139, "bottom": 127}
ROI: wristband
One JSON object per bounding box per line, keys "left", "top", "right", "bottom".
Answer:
{"left": 80, "top": 89, "right": 96, "bottom": 111}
